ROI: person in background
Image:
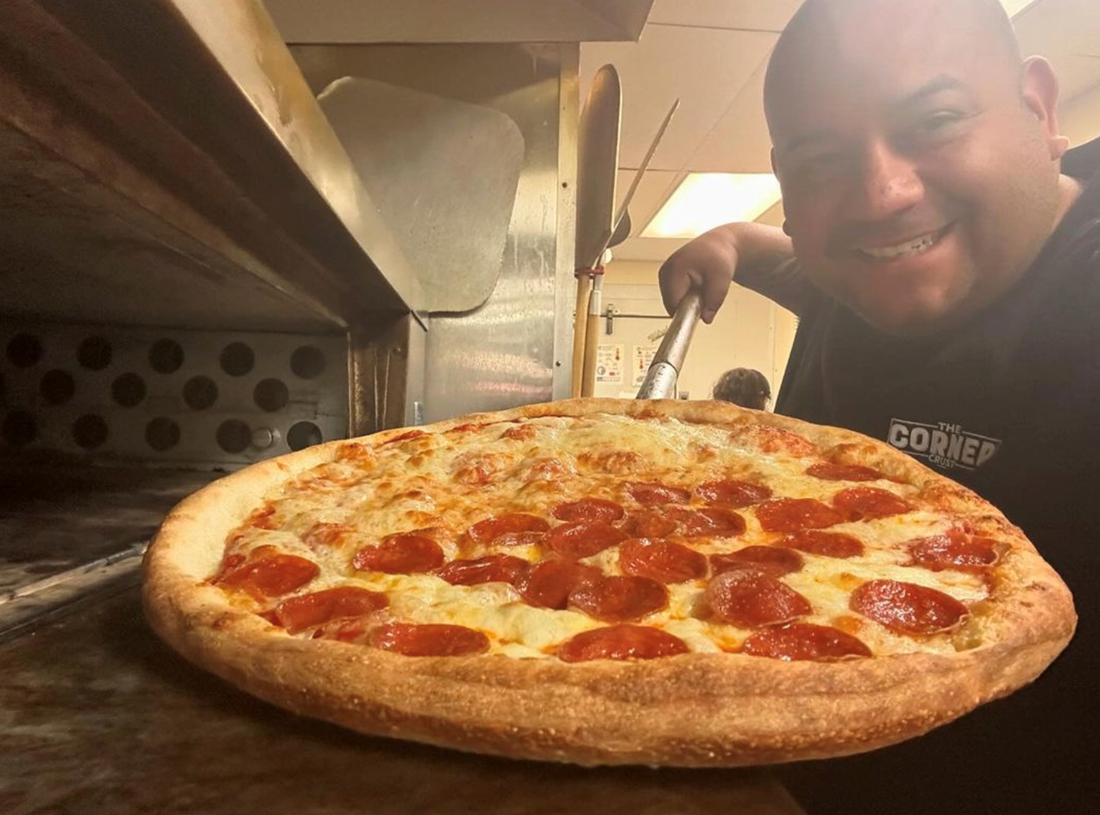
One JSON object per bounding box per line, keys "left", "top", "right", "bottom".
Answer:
{"left": 711, "top": 367, "right": 771, "bottom": 410}
{"left": 658, "top": 0, "right": 1100, "bottom": 812}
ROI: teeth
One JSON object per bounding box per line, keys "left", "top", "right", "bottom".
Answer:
{"left": 860, "top": 232, "right": 937, "bottom": 259}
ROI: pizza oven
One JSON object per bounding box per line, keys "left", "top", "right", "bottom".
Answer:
{"left": 0, "top": 2, "right": 798, "bottom": 813}
{"left": 0, "top": 0, "right": 584, "bottom": 624}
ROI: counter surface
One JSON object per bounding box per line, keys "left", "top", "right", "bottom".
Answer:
{"left": 0, "top": 586, "right": 807, "bottom": 815}
{"left": 0, "top": 465, "right": 217, "bottom": 595}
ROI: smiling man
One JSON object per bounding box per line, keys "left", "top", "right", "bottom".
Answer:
{"left": 763, "top": 0, "right": 1081, "bottom": 337}
{"left": 659, "top": 0, "right": 1099, "bottom": 811}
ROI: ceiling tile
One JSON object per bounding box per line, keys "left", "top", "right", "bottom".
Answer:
{"left": 1016, "top": 0, "right": 1100, "bottom": 99}
{"left": 611, "top": 234, "right": 689, "bottom": 262}
{"left": 613, "top": 168, "right": 683, "bottom": 234}
{"left": 596, "top": 0, "right": 1100, "bottom": 266}
{"left": 581, "top": 27, "right": 777, "bottom": 171}
{"left": 647, "top": 0, "right": 804, "bottom": 32}
{"left": 684, "top": 59, "right": 773, "bottom": 173}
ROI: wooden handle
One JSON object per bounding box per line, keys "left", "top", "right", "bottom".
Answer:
{"left": 570, "top": 276, "right": 592, "bottom": 398}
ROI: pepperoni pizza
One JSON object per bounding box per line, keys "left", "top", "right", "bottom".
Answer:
{"left": 143, "top": 399, "right": 1076, "bottom": 766}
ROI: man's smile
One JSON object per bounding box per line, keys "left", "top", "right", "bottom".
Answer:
{"left": 855, "top": 224, "right": 955, "bottom": 262}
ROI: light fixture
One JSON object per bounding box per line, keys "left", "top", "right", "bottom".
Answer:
{"left": 642, "top": 173, "right": 782, "bottom": 239}
{"left": 999, "top": 0, "right": 1039, "bottom": 18}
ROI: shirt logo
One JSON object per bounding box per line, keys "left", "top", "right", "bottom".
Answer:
{"left": 887, "top": 419, "right": 1002, "bottom": 472}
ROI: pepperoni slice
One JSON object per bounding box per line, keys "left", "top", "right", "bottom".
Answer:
{"left": 435, "top": 554, "right": 530, "bottom": 587}
{"left": 502, "top": 423, "right": 537, "bottom": 441}
{"left": 492, "top": 531, "right": 547, "bottom": 548}
{"left": 696, "top": 480, "right": 773, "bottom": 508}
{"left": 667, "top": 506, "right": 747, "bottom": 538}
{"left": 518, "top": 560, "right": 601, "bottom": 609}
{"left": 312, "top": 617, "right": 372, "bottom": 643}
{"left": 557, "top": 624, "right": 690, "bottom": 662}
{"left": 744, "top": 425, "right": 818, "bottom": 456}
{"left": 620, "top": 510, "right": 679, "bottom": 539}
{"left": 352, "top": 535, "right": 445, "bottom": 574}
{"left": 552, "top": 498, "right": 625, "bottom": 523}
{"left": 568, "top": 575, "right": 669, "bottom": 622}
{"left": 742, "top": 623, "right": 872, "bottom": 661}
{"left": 213, "top": 552, "right": 246, "bottom": 580}
{"left": 779, "top": 529, "right": 865, "bottom": 559}
{"left": 246, "top": 505, "right": 279, "bottom": 530}
{"left": 273, "top": 586, "right": 389, "bottom": 634}
{"left": 907, "top": 529, "right": 1001, "bottom": 571}
{"left": 755, "top": 498, "right": 843, "bottom": 533}
{"left": 466, "top": 514, "right": 550, "bottom": 545}
{"left": 850, "top": 579, "right": 968, "bottom": 635}
{"left": 704, "top": 570, "right": 812, "bottom": 628}
{"left": 217, "top": 554, "right": 319, "bottom": 599}
{"left": 369, "top": 622, "right": 490, "bottom": 656}
{"left": 301, "top": 522, "right": 352, "bottom": 550}
{"left": 619, "top": 539, "right": 708, "bottom": 584}
{"left": 710, "top": 546, "right": 804, "bottom": 578}
{"left": 625, "top": 482, "right": 691, "bottom": 506}
{"left": 806, "top": 462, "right": 885, "bottom": 482}
{"left": 448, "top": 422, "right": 489, "bottom": 434}
{"left": 546, "top": 521, "right": 627, "bottom": 559}
{"left": 385, "top": 429, "right": 427, "bottom": 444}
{"left": 833, "top": 487, "right": 913, "bottom": 522}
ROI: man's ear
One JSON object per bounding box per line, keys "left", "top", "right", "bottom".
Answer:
{"left": 1021, "top": 55, "right": 1071, "bottom": 160}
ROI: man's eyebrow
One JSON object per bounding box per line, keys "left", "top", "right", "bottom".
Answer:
{"left": 893, "top": 75, "right": 965, "bottom": 109}
{"left": 776, "top": 131, "right": 840, "bottom": 154}
{"left": 774, "top": 75, "right": 968, "bottom": 153}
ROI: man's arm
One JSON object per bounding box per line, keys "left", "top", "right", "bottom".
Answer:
{"left": 658, "top": 222, "right": 813, "bottom": 322}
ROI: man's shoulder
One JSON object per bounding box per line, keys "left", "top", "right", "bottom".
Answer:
{"left": 1062, "top": 137, "right": 1100, "bottom": 184}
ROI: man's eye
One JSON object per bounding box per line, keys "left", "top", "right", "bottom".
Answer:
{"left": 795, "top": 153, "right": 844, "bottom": 178}
{"left": 920, "top": 111, "right": 963, "bottom": 134}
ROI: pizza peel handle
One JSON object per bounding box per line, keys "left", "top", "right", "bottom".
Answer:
{"left": 636, "top": 291, "right": 702, "bottom": 400}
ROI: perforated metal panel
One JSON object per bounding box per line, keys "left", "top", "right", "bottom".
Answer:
{"left": 0, "top": 322, "right": 348, "bottom": 468}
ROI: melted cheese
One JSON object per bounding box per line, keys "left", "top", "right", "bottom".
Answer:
{"left": 222, "top": 413, "right": 1000, "bottom": 659}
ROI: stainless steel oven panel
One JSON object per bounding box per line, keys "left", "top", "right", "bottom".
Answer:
{"left": 0, "top": 322, "right": 348, "bottom": 467}
{"left": 292, "top": 43, "right": 579, "bottom": 421}
{"left": 423, "top": 45, "right": 578, "bottom": 420}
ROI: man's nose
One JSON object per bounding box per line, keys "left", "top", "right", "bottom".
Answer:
{"left": 848, "top": 140, "right": 924, "bottom": 219}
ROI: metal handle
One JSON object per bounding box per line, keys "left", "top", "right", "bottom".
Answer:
{"left": 636, "top": 291, "right": 702, "bottom": 400}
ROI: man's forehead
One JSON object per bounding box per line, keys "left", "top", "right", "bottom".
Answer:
{"left": 764, "top": 0, "right": 1017, "bottom": 135}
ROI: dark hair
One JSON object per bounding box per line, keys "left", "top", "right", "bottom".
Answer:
{"left": 712, "top": 368, "right": 771, "bottom": 410}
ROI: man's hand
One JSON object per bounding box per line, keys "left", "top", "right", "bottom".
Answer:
{"left": 658, "top": 222, "right": 797, "bottom": 323}
{"left": 658, "top": 226, "right": 739, "bottom": 324}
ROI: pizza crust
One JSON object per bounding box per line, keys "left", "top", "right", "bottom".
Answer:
{"left": 143, "top": 398, "right": 1076, "bottom": 766}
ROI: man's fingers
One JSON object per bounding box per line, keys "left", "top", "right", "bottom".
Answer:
{"left": 658, "top": 262, "right": 699, "bottom": 316}
{"left": 701, "top": 270, "right": 733, "bottom": 324}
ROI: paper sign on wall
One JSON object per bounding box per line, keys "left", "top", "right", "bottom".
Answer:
{"left": 596, "top": 344, "right": 624, "bottom": 384}
{"left": 632, "top": 344, "right": 659, "bottom": 387}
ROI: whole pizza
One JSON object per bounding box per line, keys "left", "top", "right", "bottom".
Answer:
{"left": 143, "top": 399, "right": 1076, "bottom": 766}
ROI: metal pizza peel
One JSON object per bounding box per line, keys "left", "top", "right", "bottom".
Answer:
{"left": 635, "top": 291, "right": 702, "bottom": 400}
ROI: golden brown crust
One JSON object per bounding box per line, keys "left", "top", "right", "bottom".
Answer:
{"left": 143, "top": 398, "right": 1076, "bottom": 767}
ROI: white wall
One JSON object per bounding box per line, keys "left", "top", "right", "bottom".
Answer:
{"left": 592, "top": 260, "right": 797, "bottom": 403}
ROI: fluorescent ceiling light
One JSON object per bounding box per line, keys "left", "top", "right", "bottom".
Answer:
{"left": 999, "top": 0, "right": 1039, "bottom": 17}
{"left": 642, "top": 173, "right": 781, "bottom": 239}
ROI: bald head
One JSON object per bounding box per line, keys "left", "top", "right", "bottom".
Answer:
{"left": 765, "top": 0, "right": 1022, "bottom": 133}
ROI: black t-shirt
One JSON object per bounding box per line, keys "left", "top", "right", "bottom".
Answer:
{"left": 773, "top": 138, "right": 1100, "bottom": 814}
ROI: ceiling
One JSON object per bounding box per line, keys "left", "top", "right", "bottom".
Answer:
{"left": 583, "top": 0, "right": 1100, "bottom": 262}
